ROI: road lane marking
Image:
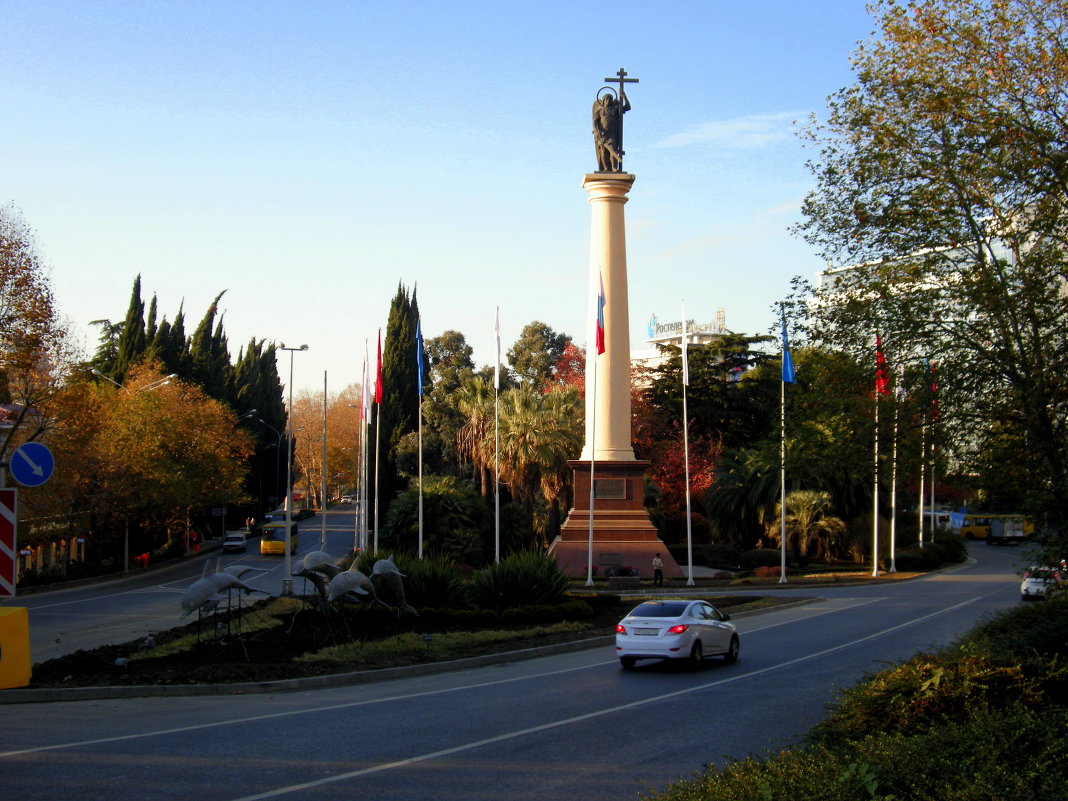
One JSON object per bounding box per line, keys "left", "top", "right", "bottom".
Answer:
{"left": 1, "top": 594, "right": 978, "bottom": 772}
{"left": 222, "top": 595, "right": 980, "bottom": 800}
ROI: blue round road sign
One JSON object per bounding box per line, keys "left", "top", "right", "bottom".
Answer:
{"left": 10, "top": 442, "right": 55, "bottom": 487}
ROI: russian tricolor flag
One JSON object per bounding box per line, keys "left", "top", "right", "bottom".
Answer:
{"left": 595, "top": 271, "right": 606, "bottom": 356}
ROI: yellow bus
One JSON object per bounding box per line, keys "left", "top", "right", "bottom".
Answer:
{"left": 259, "top": 522, "right": 298, "bottom": 555}
{"left": 951, "top": 513, "right": 992, "bottom": 540}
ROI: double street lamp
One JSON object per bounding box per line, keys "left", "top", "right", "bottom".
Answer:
{"left": 91, "top": 369, "right": 177, "bottom": 395}
{"left": 279, "top": 344, "right": 308, "bottom": 596}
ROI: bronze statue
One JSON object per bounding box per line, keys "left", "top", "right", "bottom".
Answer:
{"left": 593, "top": 68, "right": 638, "bottom": 172}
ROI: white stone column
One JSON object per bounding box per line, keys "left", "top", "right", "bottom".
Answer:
{"left": 581, "top": 172, "right": 635, "bottom": 462}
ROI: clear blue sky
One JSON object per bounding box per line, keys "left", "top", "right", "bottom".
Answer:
{"left": 3, "top": 1, "right": 875, "bottom": 395}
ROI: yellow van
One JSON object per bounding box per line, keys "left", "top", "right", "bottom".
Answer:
{"left": 259, "top": 522, "right": 298, "bottom": 555}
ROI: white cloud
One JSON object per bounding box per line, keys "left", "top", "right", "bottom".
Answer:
{"left": 656, "top": 111, "right": 808, "bottom": 149}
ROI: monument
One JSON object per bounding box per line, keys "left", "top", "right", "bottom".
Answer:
{"left": 548, "top": 70, "right": 683, "bottom": 581}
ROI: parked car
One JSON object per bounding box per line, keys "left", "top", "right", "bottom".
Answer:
{"left": 1020, "top": 565, "right": 1063, "bottom": 600}
{"left": 615, "top": 599, "right": 739, "bottom": 670}
{"left": 222, "top": 531, "right": 247, "bottom": 553}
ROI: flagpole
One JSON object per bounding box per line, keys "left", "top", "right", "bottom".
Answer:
{"left": 373, "top": 329, "right": 382, "bottom": 554}
{"left": 681, "top": 302, "right": 693, "bottom": 586}
{"left": 417, "top": 318, "right": 424, "bottom": 560}
{"left": 872, "top": 334, "right": 885, "bottom": 578}
{"left": 779, "top": 307, "right": 793, "bottom": 585}
{"left": 586, "top": 272, "right": 605, "bottom": 589}
{"left": 780, "top": 374, "right": 787, "bottom": 584}
{"left": 587, "top": 360, "right": 597, "bottom": 589}
{"left": 918, "top": 410, "right": 927, "bottom": 549}
{"left": 362, "top": 340, "right": 371, "bottom": 554}
{"left": 320, "top": 370, "right": 327, "bottom": 551}
{"left": 890, "top": 396, "right": 899, "bottom": 572}
{"left": 494, "top": 307, "right": 501, "bottom": 564}
{"left": 873, "top": 386, "right": 880, "bottom": 577}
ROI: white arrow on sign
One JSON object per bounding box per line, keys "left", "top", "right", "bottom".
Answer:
{"left": 16, "top": 447, "right": 44, "bottom": 477}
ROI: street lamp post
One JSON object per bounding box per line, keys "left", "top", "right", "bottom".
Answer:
{"left": 90, "top": 369, "right": 177, "bottom": 570}
{"left": 279, "top": 344, "right": 308, "bottom": 596}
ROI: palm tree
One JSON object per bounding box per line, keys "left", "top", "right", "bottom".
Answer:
{"left": 773, "top": 489, "right": 847, "bottom": 563}
{"left": 497, "top": 385, "right": 583, "bottom": 545}
{"left": 455, "top": 376, "right": 494, "bottom": 496}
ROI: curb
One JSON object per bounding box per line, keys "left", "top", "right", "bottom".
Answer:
{"left": 0, "top": 599, "right": 817, "bottom": 705}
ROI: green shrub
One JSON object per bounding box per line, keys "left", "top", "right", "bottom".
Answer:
{"left": 399, "top": 554, "right": 471, "bottom": 609}
{"left": 957, "top": 594, "right": 1068, "bottom": 663}
{"left": 701, "top": 542, "right": 743, "bottom": 569}
{"left": 499, "top": 599, "right": 593, "bottom": 625}
{"left": 845, "top": 705, "right": 1068, "bottom": 801}
{"left": 740, "top": 548, "right": 781, "bottom": 569}
{"left": 893, "top": 548, "right": 939, "bottom": 571}
{"left": 806, "top": 651, "right": 1052, "bottom": 748}
{"left": 468, "top": 550, "right": 569, "bottom": 610}
{"left": 926, "top": 534, "right": 967, "bottom": 565}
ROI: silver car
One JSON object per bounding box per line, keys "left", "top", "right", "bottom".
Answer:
{"left": 1020, "top": 565, "right": 1062, "bottom": 600}
{"left": 615, "top": 599, "right": 739, "bottom": 670}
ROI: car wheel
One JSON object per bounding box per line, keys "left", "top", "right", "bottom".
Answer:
{"left": 688, "top": 641, "right": 703, "bottom": 668}
{"left": 724, "top": 635, "right": 740, "bottom": 663}
{"left": 620, "top": 657, "right": 636, "bottom": 670}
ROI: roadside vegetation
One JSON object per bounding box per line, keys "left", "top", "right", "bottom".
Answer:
{"left": 645, "top": 594, "right": 1068, "bottom": 801}
{"left": 27, "top": 552, "right": 774, "bottom": 688}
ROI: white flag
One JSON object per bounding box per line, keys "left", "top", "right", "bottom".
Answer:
{"left": 362, "top": 340, "right": 371, "bottom": 422}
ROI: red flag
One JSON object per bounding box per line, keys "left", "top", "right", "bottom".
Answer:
{"left": 875, "top": 334, "right": 889, "bottom": 396}
{"left": 374, "top": 329, "right": 383, "bottom": 404}
{"left": 595, "top": 271, "right": 606, "bottom": 356}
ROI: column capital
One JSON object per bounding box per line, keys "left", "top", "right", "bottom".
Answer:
{"left": 582, "top": 173, "right": 636, "bottom": 196}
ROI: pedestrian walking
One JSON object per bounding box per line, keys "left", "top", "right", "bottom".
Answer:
{"left": 652, "top": 552, "right": 664, "bottom": 587}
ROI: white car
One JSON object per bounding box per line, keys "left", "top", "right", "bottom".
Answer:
{"left": 615, "top": 599, "right": 739, "bottom": 669}
{"left": 1020, "top": 566, "right": 1062, "bottom": 600}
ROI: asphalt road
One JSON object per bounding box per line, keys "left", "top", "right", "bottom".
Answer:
{"left": 14, "top": 508, "right": 360, "bottom": 663}
{"left": 0, "top": 540, "right": 1032, "bottom": 801}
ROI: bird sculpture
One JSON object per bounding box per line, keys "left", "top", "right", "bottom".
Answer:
{"left": 291, "top": 551, "right": 344, "bottom": 601}
{"left": 180, "top": 561, "right": 269, "bottom": 617}
{"left": 371, "top": 555, "right": 418, "bottom": 616}
{"left": 325, "top": 563, "right": 388, "bottom": 608}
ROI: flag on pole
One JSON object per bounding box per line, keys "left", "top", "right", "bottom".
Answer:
{"left": 875, "top": 334, "right": 890, "bottom": 396}
{"left": 781, "top": 310, "right": 795, "bottom": 384}
{"left": 416, "top": 317, "right": 424, "bottom": 396}
{"left": 595, "top": 271, "right": 606, "bottom": 356}
{"left": 375, "top": 329, "right": 383, "bottom": 404}
{"left": 681, "top": 302, "right": 690, "bottom": 386}
{"left": 493, "top": 307, "right": 501, "bottom": 389}
{"left": 361, "top": 350, "right": 370, "bottom": 421}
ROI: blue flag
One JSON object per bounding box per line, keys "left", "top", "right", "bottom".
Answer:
{"left": 781, "top": 312, "right": 796, "bottom": 384}
{"left": 416, "top": 317, "right": 424, "bottom": 396}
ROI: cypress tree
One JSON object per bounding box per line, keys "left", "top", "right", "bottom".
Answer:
{"left": 113, "top": 275, "right": 147, "bottom": 382}
{"left": 374, "top": 283, "right": 426, "bottom": 523}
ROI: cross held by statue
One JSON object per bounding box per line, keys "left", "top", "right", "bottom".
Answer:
{"left": 604, "top": 68, "right": 639, "bottom": 96}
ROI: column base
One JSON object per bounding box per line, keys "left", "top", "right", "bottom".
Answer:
{"left": 549, "top": 460, "right": 682, "bottom": 578}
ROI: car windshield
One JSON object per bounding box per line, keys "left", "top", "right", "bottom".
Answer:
{"left": 629, "top": 601, "right": 690, "bottom": 618}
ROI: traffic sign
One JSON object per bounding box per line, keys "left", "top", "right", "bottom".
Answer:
{"left": 10, "top": 442, "right": 54, "bottom": 488}
{"left": 0, "top": 488, "right": 16, "bottom": 598}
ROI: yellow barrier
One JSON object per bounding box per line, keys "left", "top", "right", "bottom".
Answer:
{"left": 0, "top": 607, "right": 32, "bottom": 689}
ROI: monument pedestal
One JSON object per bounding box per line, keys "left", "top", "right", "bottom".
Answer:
{"left": 549, "top": 460, "right": 682, "bottom": 578}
